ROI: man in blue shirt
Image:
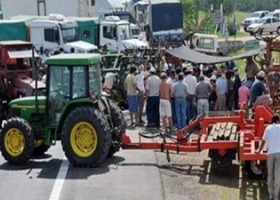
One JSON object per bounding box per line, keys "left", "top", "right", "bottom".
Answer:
{"left": 250, "top": 70, "right": 269, "bottom": 106}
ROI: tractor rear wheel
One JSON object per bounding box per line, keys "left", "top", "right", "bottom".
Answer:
{"left": 61, "top": 107, "right": 112, "bottom": 167}
{"left": 107, "top": 99, "right": 127, "bottom": 158}
{"left": 0, "top": 118, "right": 35, "bottom": 165}
{"left": 33, "top": 140, "right": 50, "bottom": 156}
{"left": 244, "top": 161, "right": 264, "bottom": 179}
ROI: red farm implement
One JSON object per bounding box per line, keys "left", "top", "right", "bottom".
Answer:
{"left": 122, "top": 106, "right": 273, "bottom": 179}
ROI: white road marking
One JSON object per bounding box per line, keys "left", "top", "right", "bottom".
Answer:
{"left": 49, "top": 156, "right": 69, "bottom": 200}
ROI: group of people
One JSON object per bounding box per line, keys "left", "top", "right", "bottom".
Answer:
{"left": 121, "top": 55, "right": 273, "bottom": 133}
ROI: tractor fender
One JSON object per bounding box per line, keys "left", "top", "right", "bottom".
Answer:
{"left": 55, "top": 98, "right": 96, "bottom": 137}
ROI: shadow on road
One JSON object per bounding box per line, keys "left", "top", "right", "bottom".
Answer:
{"left": 0, "top": 155, "right": 126, "bottom": 180}
{"left": 159, "top": 159, "right": 268, "bottom": 200}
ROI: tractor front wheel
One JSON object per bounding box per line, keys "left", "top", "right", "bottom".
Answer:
{"left": 107, "top": 99, "right": 127, "bottom": 158}
{"left": 0, "top": 118, "right": 35, "bottom": 165}
{"left": 61, "top": 107, "right": 112, "bottom": 167}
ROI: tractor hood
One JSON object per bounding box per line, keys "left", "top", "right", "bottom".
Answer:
{"left": 9, "top": 96, "right": 46, "bottom": 109}
{"left": 122, "top": 39, "right": 148, "bottom": 49}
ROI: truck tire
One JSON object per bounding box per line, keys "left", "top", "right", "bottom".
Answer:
{"left": 33, "top": 140, "right": 50, "bottom": 156}
{"left": 244, "top": 161, "right": 264, "bottom": 179}
{"left": 61, "top": 107, "right": 111, "bottom": 167}
{"left": 107, "top": 99, "right": 127, "bottom": 158}
{"left": 0, "top": 118, "right": 35, "bottom": 165}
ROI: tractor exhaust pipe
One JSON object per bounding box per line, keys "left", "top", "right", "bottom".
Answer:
{"left": 32, "top": 46, "right": 39, "bottom": 114}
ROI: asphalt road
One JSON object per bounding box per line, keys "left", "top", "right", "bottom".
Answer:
{"left": 0, "top": 123, "right": 164, "bottom": 200}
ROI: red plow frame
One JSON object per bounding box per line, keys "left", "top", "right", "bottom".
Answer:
{"left": 121, "top": 106, "right": 273, "bottom": 175}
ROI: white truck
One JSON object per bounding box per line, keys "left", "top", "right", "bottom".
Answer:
{"left": 2, "top": 0, "right": 146, "bottom": 51}
{"left": 70, "top": 16, "right": 148, "bottom": 52}
{"left": 1, "top": 14, "right": 98, "bottom": 54}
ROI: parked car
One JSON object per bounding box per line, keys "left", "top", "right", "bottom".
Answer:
{"left": 242, "top": 11, "right": 269, "bottom": 32}
{"left": 247, "top": 17, "right": 280, "bottom": 35}
{"left": 265, "top": 10, "right": 280, "bottom": 18}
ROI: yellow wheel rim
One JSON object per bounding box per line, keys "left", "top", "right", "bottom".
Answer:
{"left": 4, "top": 128, "right": 25, "bottom": 157}
{"left": 70, "top": 122, "right": 98, "bottom": 158}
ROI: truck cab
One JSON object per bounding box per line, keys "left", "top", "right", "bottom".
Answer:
{"left": 73, "top": 16, "right": 148, "bottom": 52}
{"left": 185, "top": 33, "right": 219, "bottom": 54}
{"left": 30, "top": 14, "right": 98, "bottom": 54}
{"left": 192, "top": 33, "right": 219, "bottom": 54}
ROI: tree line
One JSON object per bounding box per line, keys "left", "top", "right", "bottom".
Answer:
{"left": 197, "top": 0, "right": 280, "bottom": 15}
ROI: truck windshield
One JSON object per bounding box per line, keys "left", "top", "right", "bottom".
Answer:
{"left": 61, "top": 28, "right": 78, "bottom": 43}
{"left": 118, "top": 24, "right": 132, "bottom": 40}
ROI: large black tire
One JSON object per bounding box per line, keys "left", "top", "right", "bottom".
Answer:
{"left": 61, "top": 107, "right": 112, "bottom": 167}
{"left": 0, "top": 118, "right": 35, "bottom": 165}
{"left": 107, "top": 99, "right": 127, "bottom": 158}
{"left": 244, "top": 161, "right": 264, "bottom": 179}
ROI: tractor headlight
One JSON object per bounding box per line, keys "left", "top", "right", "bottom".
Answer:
{"left": 97, "top": 99, "right": 106, "bottom": 112}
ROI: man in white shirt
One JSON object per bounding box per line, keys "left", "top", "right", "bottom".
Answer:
{"left": 167, "top": 69, "right": 177, "bottom": 125}
{"left": 183, "top": 65, "right": 197, "bottom": 124}
{"left": 145, "top": 67, "right": 161, "bottom": 128}
{"left": 136, "top": 64, "right": 145, "bottom": 124}
{"left": 257, "top": 115, "right": 280, "bottom": 200}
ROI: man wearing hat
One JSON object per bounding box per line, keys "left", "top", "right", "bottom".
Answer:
{"left": 167, "top": 69, "right": 177, "bottom": 125}
{"left": 250, "top": 70, "right": 269, "bottom": 107}
{"left": 215, "top": 69, "right": 228, "bottom": 111}
{"left": 183, "top": 64, "right": 197, "bottom": 123}
{"left": 145, "top": 67, "right": 161, "bottom": 128}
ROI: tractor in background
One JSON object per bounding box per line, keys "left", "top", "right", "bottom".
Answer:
{"left": 0, "top": 53, "right": 126, "bottom": 166}
{"left": 0, "top": 40, "right": 45, "bottom": 126}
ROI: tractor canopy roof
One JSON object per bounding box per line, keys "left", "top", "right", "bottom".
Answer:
{"left": 45, "top": 53, "right": 101, "bottom": 66}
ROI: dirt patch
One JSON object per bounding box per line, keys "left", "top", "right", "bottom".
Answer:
{"left": 155, "top": 150, "right": 269, "bottom": 200}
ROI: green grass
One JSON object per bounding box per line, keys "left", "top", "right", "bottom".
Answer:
{"left": 197, "top": 10, "right": 250, "bottom": 38}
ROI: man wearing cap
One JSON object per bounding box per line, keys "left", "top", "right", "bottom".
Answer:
{"left": 194, "top": 75, "right": 211, "bottom": 116}
{"left": 167, "top": 69, "right": 177, "bottom": 125}
{"left": 173, "top": 72, "right": 188, "bottom": 130}
{"left": 257, "top": 114, "right": 280, "bottom": 200}
{"left": 136, "top": 64, "right": 146, "bottom": 124}
{"left": 245, "top": 56, "right": 260, "bottom": 89}
{"left": 183, "top": 64, "right": 197, "bottom": 123}
{"left": 215, "top": 69, "right": 228, "bottom": 111}
{"left": 146, "top": 67, "right": 161, "bottom": 128}
{"left": 250, "top": 70, "right": 269, "bottom": 107}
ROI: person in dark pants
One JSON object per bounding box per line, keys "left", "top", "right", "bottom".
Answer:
{"left": 145, "top": 67, "right": 161, "bottom": 128}
{"left": 233, "top": 71, "right": 241, "bottom": 110}
{"left": 173, "top": 73, "right": 188, "bottom": 130}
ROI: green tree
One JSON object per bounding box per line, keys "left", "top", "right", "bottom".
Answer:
{"left": 181, "top": 0, "right": 199, "bottom": 32}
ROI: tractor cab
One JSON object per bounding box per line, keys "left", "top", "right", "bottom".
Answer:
{"left": 45, "top": 54, "right": 103, "bottom": 124}
{"left": 3, "top": 53, "right": 126, "bottom": 167}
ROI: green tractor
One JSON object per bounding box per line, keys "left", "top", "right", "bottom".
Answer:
{"left": 0, "top": 53, "right": 127, "bottom": 167}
